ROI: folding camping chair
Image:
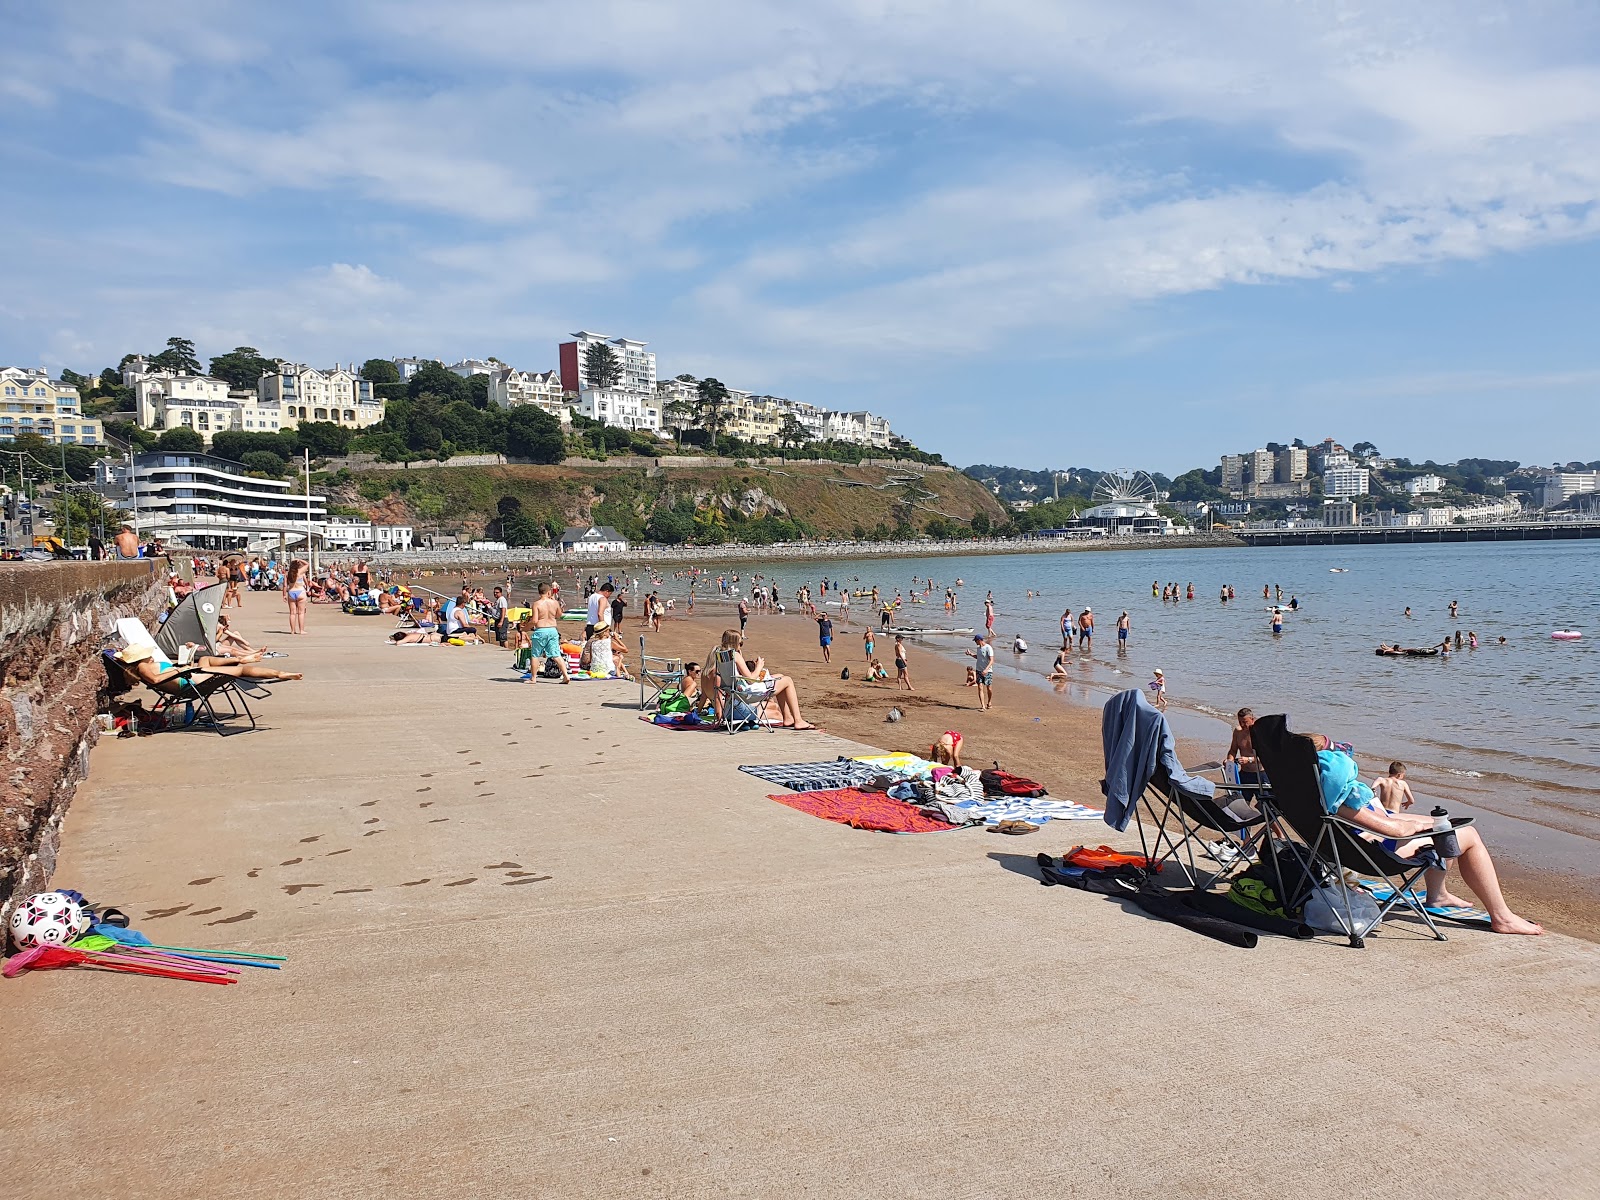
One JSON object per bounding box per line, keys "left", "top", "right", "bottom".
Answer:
{"left": 1251, "top": 714, "right": 1453, "bottom": 947}
{"left": 713, "top": 647, "right": 775, "bottom": 734}
{"left": 104, "top": 650, "right": 258, "bottom": 736}
{"left": 637, "top": 635, "right": 686, "bottom": 712}
{"left": 1129, "top": 760, "right": 1274, "bottom": 889}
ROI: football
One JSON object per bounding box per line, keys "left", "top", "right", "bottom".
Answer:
{"left": 8, "top": 892, "right": 89, "bottom": 950}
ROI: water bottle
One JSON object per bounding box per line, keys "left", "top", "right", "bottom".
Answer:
{"left": 1431, "top": 806, "right": 1460, "bottom": 858}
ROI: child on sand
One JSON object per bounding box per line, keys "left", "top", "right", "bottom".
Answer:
{"left": 893, "top": 635, "right": 913, "bottom": 691}
{"left": 1148, "top": 668, "right": 1167, "bottom": 710}
{"left": 1372, "top": 762, "right": 1415, "bottom": 813}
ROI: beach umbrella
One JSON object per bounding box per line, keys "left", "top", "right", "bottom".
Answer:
{"left": 156, "top": 581, "right": 226, "bottom": 659}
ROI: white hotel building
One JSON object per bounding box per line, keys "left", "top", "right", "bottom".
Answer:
{"left": 488, "top": 367, "right": 571, "bottom": 422}
{"left": 257, "top": 363, "right": 386, "bottom": 430}
{"left": 103, "top": 451, "right": 329, "bottom": 551}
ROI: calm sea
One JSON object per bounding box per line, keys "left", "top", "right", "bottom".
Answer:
{"left": 655, "top": 542, "right": 1600, "bottom": 851}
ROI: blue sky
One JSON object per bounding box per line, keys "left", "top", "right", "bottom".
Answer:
{"left": 3, "top": 1, "right": 1598, "bottom": 473}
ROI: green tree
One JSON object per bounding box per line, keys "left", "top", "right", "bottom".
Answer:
{"left": 293, "top": 420, "right": 353, "bottom": 458}
{"left": 695, "top": 377, "right": 731, "bottom": 445}
{"left": 582, "top": 342, "right": 622, "bottom": 388}
{"left": 466, "top": 373, "right": 491, "bottom": 409}
{"left": 777, "top": 413, "right": 808, "bottom": 451}
{"left": 406, "top": 361, "right": 468, "bottom": 402}
{"left": 156, "top": 426, "right": 204, "bottom": 451}
{"left": 501, "top": 513, "right": 549, "bottom": 548}
{"left": 360, "top": 358, "right": 401, "bottom": 385}
{"left": 504, "top": 406, "right": 566, "bottom": 463}
{"left": 207, "top": 346, "right": 274, "bottom": 390}
{"left": 149, "top": 337, "right": 202, "bottom": 375}
{"left": 241, "top": 450, "right": 288, "bottom": 477}
{"left": 971, "top": 510, "right": 991, "bottom": 536}
{"left": 644, "top": 508, "right": 694, "bottom": 544}
{"left": 662, "top": 396, "right": 696, "bottom": 445}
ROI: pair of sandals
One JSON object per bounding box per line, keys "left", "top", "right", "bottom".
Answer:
{"left": 989, "top": 819, "right": 1039, "bottom": 836}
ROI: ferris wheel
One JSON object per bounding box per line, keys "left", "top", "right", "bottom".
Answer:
{"left": 1092, "top": 469, "right": 1159, "bottom": 507}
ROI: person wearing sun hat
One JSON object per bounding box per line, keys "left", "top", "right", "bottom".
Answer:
{"left": 115, "top": 640, "right": 303, "bottom": 685}
{"left": 1147, "top": 667, "right": 1167, "bottom": 710}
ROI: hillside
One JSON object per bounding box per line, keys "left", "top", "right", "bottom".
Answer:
{"left": 329, "top": 459, "right": 1009, "bottom": 546}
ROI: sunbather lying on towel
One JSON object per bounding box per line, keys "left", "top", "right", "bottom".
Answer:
{"left": 214, "top": 614, "right": 263, "bottom": 657}
{"left": 117, "top": 642, "right": 302, "bottom": 684}
{"left": 705, "top": 629, "right": 816, "bottom": 729}
{"left": 1318, "top": 751, "right": 1541, "bottom": 935}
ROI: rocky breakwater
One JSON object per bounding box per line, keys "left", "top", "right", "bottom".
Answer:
{"left": 0, "top": 560, "right": 164, "bottom": 922}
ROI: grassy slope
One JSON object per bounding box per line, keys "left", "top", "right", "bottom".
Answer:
{"left": 336, "top": 461, "right": 1008, "bottom": 542}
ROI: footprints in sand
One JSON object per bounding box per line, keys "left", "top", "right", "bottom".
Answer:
{"left": 443, "top": 877, "right": 476, "bottom": 887}
{"left": 503, "top": 875, "right": 553, "bottom": 886}
{"left": 364, "top": 817, "right": 380, "bottom": 825}
{"left": 280, "top": 857, "right": 303, "bottom": 866}
{"left": 282, "top": 883, "right": 322, "bottom": 896}
{"left": 325, "top": 848, "right": 351, "bottom": 857}
{"left": 189, "top": 876, "right": 218, "bottom": 886}
{"left": 484, "top": 861, "right": 522, "bottom": 870}
{"left": 300, "top": 835, "right": 322, "bottom": 844}
{"left": 417, "top": 786, "right": 433, "bottom": 793}
{"left": 207, "top": 910, "right": 256, "bottom": 925}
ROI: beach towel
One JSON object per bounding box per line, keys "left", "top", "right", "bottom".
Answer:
{"left": 740, "top": 760, "right": 884, "bottom": 792}
{"left": 850, "top": 752, "right": 935, "bottom": 778}
{"left": 935, "top": 795, "right": 1105, "bottom": 827}
{"left": 640, "top": 713, "right": 726, "bottom": 732}
{"left": 767, "top": 788, "right": 959, "bottom": 834}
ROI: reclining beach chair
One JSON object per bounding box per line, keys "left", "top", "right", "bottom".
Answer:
{"left": 1250, "top": 714, "right": 1449, "bottom": 947}
{"left": 637, "top": 635, "right": 686, "bottom": 712}
{"left": 713, "top": 647, "right": 774, "bottom": 734}
{"left": 1100, "top": 688, "right": 1269, "bottom": 889}
{"left": 104, "top": 649, "right": 257, "bottom": 736}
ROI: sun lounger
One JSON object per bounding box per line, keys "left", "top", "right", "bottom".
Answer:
{"left": 104, "top": 650, "right": 257, "bottom": 736}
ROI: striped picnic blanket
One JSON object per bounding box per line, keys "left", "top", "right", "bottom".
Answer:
{"left": 939, "top": 795, "right": 1105, "bottom": 826}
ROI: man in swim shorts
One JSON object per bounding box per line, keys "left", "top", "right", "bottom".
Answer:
{"left": 527, "top": 581, "right": 571, "bottom": 684}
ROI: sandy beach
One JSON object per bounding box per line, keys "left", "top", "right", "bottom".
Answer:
{"left": 626, "top": 592, "right": 1600, "bottom": 942}
{"left": 2, "top": 586, "right": 1598, "bottom": 1199}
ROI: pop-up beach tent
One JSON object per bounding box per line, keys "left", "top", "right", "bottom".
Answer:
{"left": 156, "top": 582, "right": 225, "bottom": 660}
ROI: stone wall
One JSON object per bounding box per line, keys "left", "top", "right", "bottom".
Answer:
{"left": 0, "top": 560, "right": 165, "bottom": 924}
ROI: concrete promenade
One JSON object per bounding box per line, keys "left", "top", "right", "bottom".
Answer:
{"left": 1, "top": 593, "right": 1597, "bottom": 1199}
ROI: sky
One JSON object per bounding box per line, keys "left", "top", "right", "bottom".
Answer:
{"left": 2, "top": 1, "right": 1598, "bottom": 474}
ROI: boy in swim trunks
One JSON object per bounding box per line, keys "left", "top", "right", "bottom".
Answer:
{"left": 525, "top": 581, "right": 571, "bottom": 684}
{"left": 1371, "top": 762, "right": 1414, "bottom": 813}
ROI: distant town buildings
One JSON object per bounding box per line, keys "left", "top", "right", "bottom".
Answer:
{"left": 1403, "top": 473, "right": 1446, "bottom": 496}
{"left": 1533, "top": 469, "right": 1599, "bottom": 510}
{"left": 1324, "top": 465, "right": 1371, "bottom": 497}
{"left": 257, "top": 363, "right": 386, "bottom": 431}
{"left": 1220, "top": 444, "right": 1310, "bottom": 499}
{"left": 446, "top": 358, "right": 502, "bottom": 378}
{"left": 0, "top": 366, "right": 103, "bottom": 446}
{"left": 559, "top": 332, "right": 657, "bottom": 397}
{"left": 576, "top": 386, "right": 661, "bottom": 433}
{"left": 554, "top": 524, "right": 629, "bottom": 554}
{"left": 487, "top": 367, "right": 570, "bottom": 423}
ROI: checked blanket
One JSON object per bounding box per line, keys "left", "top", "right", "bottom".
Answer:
{"left": 740, "top": 760, "right": 884, "bottom": 792}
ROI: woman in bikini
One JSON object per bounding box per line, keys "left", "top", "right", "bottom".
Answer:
{"left": 283, "top": 559, "right": 309, "bottom": 635}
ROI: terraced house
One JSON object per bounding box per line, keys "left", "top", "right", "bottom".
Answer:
{"left": 257, "top": 362, "right": 386, "bottom": 430}
{"left": 0, "top": 366, "right": 102, "bottom": 445}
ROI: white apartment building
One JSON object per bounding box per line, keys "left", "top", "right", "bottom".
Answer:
{"left": 1324, "top": 466, "right": 1371, "bottom": 497}
{"left": 258, "top": 363, "right": 385, "bottom": 430}
{"left": 321, "top": 520, "right": 415, "bottom": 551}
{"left": 559, "top": 332, "right": 656, "bottom": 397}
{"left": 488, "top": 368, "right": 570, "bottom": 422}
{"left": 779, "top": 400, "right": 828, "bottom": 443}
{"left": 446, "top": 358, "right": 501, "bottom": 378}
{"left": 577, "top": 387, "right": 661, "bottom": 433}
{"left": 0, "top": 367, "right": 103, "bottom": 446}
{"left": 1404, "top": 473, "right": 1446, "bottom": 496}
{"left": 110, "top": 450, "right": 328, "bottom": 550}
{"left": 1534, "top": 470, "right": 1600, "bottom": 510}
{"left": 392, "top": 357, "right": 428, "bottom": 381}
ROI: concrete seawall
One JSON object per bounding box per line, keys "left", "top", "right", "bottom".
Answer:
{"left": 0, "top": 560, "right": 165, "bottom": 921}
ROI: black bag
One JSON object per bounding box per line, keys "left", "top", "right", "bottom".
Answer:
{"left": 840, "top": 667, "right": 851, "bottom": 680}
{"left": 1230, "top": 839, "right": 1332, "bottom": 915}
{"left": 538, "top": 657, "right": 563, "bottom": 679}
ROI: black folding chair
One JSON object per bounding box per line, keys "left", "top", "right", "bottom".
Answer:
{"left": 1251, "top": 715, "right": 1450, "bottom": 946}
{"left": 1126, "top": 762, "right": 1274, "bottom": 890}
{"left": 105, "top": 651, "right": 258, "bottom": 736}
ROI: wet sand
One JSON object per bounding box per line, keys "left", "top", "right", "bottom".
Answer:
{"left": 629, "top": 596, "right": 1600, "bottom": 942}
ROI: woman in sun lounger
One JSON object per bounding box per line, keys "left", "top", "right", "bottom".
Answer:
{"left": 116, "top": 642, "right": 302, "bottom": 684}
{"left": 1318, "top": 752, "right": 1541, "bottom": 935}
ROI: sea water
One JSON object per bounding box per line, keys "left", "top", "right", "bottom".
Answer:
{"left": 726, "top": 541, "right": 1600, "bottom": 842}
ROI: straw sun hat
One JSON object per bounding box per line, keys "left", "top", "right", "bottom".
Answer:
{"left": 116, "top": 644, "right": 155, "bottom": 664}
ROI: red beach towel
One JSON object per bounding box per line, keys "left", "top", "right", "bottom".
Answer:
{"left": 767, "top": 788, "right": 959, "bottom": 834}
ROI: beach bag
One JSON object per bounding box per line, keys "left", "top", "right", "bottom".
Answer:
{"left": 538, "top": 657, "right": 564, "bottom": 679}
{"left": 1227, "top": 843, "right": 1331, "bottom": 916}
{"left": 840, "top": 667, "right": 850, "bottom": 680}
{"left": 657, "top": 689, "right": 690, "bottom": 714}
{"left": 1303, "top": 884, "right": 1381, "bottom": 937}
{"left": 980, "top": 768, "right": 1048, "bottom": 798}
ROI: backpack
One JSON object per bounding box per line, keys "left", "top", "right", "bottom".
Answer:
{"left": 538, "top": 657, "right": 563, "bottom": 679}
{"left": 1227, "top": 841, "right": 1332, "bottom": 917}
{"left": 840, "top": 667, "right": 851, "bottom": 680}
{"left": 980, "top": 767, "right": 1048, "bottom": 798}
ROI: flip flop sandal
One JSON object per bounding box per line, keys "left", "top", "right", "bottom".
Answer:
{"left": 992, "top": 820, "right": 1038, "bottom": 835}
